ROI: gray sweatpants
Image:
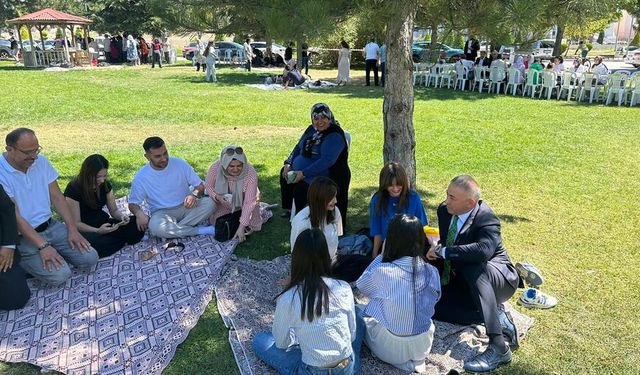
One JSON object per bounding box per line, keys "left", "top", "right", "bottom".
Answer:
{"left": 148, "top": 198, "right": 215, "bottom": 239}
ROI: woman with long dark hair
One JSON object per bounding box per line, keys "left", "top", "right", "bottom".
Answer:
{"left": 280, "top": 103, "right": 350, "bottom": 227}
{"left": 369, "top": 163, "right": 428, "bottom": 257}
{"left": 290, "top": 177, "right": 343, "bottom": 262}
{"left": 356, "top": 214, "right": 440, "bottom": 372}
{"left": 64, "top": 154, "right": 144, "bottom": 258}
{"left": 253, "top": 228, "right": 364, "bottom": 374}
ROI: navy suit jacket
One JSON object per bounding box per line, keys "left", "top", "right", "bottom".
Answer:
{"left": 437, "top": 201, "right": 521, "bottom": 289}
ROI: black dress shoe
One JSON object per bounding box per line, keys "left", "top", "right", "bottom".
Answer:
{"left": 463, "top": 344, "right": 512, "bottom": 373}
{"left": 499, "top": 307, "right": 519, "bottom": 349}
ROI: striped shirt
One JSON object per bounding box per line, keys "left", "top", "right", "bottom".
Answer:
{"left": 356, "top": 255, "right": 441, "bottom": 336}
{"left": 272, "top": 277, "right": 356, "bottom": 367}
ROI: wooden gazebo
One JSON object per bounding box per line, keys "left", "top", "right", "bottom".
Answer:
{"left": 7, "top": 8, "right": 92, "bottom": 67}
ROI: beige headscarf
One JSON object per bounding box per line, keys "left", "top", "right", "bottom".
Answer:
{"left": 214, "top": 145, "right": 248, "bottom": 209}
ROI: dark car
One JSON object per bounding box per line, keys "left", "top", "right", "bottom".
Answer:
{"left": 0, "top": 39, "right": 14, "bottom": 59}
{"left": 215, "top": 41, "right": 244, "bottom": 61}
{"left": 412, "top": 41, "right": 464, "bottom": 62}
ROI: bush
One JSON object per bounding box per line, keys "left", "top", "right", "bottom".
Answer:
{"left": 560, "top": 43, "right": 568, "bottom": 55}
{"left": 586, "top": 42, "right": 593, "bottom": 51}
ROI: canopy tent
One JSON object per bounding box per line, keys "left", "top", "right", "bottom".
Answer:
{"left": 8, "top": 8, "right": 93, "bottom": 67}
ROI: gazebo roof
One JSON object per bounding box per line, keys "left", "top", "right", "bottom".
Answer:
{"left": 8, "top": 8, "right": 92, "bottom": 25}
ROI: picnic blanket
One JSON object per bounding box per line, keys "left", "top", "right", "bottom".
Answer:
{"left": 215, "top": 256, "right": 535, "bottom": 375}
{"left": 245, "top": 81, "right": 338, "bottom": 91}
{"left": 0, "top": 203, "right": 273, "bottom": 375}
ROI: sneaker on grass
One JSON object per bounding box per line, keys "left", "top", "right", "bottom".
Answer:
{"left": 518, "top": 288, "right": 557, "bottom": 309}
{"left": 515, "top": 262, "right": 544, "bottom": 287}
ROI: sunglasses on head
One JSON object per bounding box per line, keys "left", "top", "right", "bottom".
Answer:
{"left": 313, "top": 113, "right": 329, "bottom": 120}
{"left": 224, "top": 147, "right": 243, "bottom": 156}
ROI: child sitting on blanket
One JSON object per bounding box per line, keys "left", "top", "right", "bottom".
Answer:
{"left": 252, "top": 228, "right": 365, "bottom": 374}
{"left": 355, "top": 214, "right": 441, "bottom": 373}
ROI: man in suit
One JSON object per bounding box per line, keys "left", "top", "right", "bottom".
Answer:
{"left": 0, "top": 184, "right": 30, "bottom": 310}
{"left": 427, "top": 175, "right": 521, "bottom": 373}
{"left": 475, "top": 50, "right": 490, "bottom": 67}
{"left": 465, "top": 36, "right": 480, "bottom": 61}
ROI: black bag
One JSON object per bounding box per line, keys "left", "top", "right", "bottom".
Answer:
{"left": 214, "top": 210, "right": 241, "bottom": 242}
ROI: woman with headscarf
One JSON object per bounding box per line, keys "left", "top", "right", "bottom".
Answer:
{"left": 280, "top": 103, "right": 350, "bottom": 228}
{"left": 280, "top": 103, "right": 351, "bottom": 227}
{"left": 126, "top": 35, "right": 138, "bottom": 65}
{"left": 205, "top": 145, "right": 262, "bottom": 242}
{"left": 512, "top": 55, "right": 526, "bottom": 78}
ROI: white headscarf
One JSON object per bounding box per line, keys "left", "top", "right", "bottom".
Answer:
{"left": 214, "top": 145, "right": 249, "bottom": 209}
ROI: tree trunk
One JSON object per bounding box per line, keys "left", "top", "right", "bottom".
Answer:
{"left": 553, "top": 24, "right": 564, "bottom": 57}
{"left": 383, "top": 0, "right": 418, "bottom": 188}
{"left": 429, "top": 22, "right": 438, "bottom": 63}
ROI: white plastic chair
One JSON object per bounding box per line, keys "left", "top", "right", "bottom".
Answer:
{"left": 427, "top": 64, "right": 442, "bottom": 87}
{"left": 605, "top": 74, "right": 628, "bottom": 106}
{"left": 505, "top": 68, "right": 523, "bottom": 96}
{"left": 557, "top": 71, "right": 578, "bottom": 101}
{"left": 454, "top": 64, "right": 470, "bottom": 91}
{"left": 473, "top": 66, "right": 489, "bottom": 93}
{"left": 488, "top": 67, "right": 506, "bottom": 94}
{"left": 577, "top": 73, "right": 600, "bottom": 103}
{"left": 439, "top": 64, "right": 456, "bottom": 89}
{"left": 538, "top": 70, "right": 557, "bottom": 99}
{"left": 413, "top": 63, "right": 428, "bottom": 86}
{"left": 522, "top": 69, "right": 541, "bottom": 98}
{"left": 629, "top": 77, "right": 640, "bottom": 106}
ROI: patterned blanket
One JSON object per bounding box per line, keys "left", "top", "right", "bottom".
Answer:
{"left": 0, "top": 203, "right": 274, "bottom": 375}
{"left": 215, "top": 256, "right": 535, "bottom": 375}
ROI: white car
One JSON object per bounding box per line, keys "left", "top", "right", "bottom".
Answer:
{"left": 250, "top": 42, "right": 286, "bottom": 60}
{"left": 624, "top": 46, "right": 640, "bottom": 68}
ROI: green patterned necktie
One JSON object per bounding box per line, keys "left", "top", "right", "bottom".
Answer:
{"left": 442, "top": 215, "right": 459, "bottom": 286}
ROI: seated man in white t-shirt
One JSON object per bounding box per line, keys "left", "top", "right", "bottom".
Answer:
{"left": 0, "top": 128, "right": 98, "bottom": 286}
{"left": 128, "top": 137, "right": 215, "bottom": 239}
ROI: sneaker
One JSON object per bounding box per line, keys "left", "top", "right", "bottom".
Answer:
{"left": 515, "top": 262, "right": 544, "bottom": 287}
{"left": 518, "top": 288, "right": 557, "bottom": 309}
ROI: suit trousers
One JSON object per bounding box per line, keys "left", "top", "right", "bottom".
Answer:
{"left": 365, "top": 59, "right": 379, "bottom": 86}
{"left": 433, "top": 261, "right": 516, "bottom": 335}
{"left": 0, "top": 252, "right": 30, "bottom": 311}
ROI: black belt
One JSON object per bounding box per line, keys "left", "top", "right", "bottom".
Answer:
{"left": 34, "top": 218, "right": 52, "bottom": 233}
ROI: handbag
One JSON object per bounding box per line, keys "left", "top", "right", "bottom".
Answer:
{"left": 214, "top": 210, "right": 241, "bottom": 242}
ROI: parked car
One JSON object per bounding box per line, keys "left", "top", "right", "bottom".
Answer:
{"left": 0, "top": 39, "right": 14, "bottom": 59}
{"left": 506, "top": 40, "right": 555, "bottom": 60}
{"left": 251, "top": 42, "right": 286, "bottom": 58}
{"left": 21, "top": 40, "right": 55, "bottom": 52}
{"left": 624, "top": 46, "right": 640, "bottom": 68}
{"left": 182, "top": 41, "right": 202, "bottom": 60}
{"left": 412, "top": 41, "right": 464, "bottom": 62}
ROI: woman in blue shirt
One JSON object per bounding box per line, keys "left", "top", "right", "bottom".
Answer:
{"left": 356, "top": 214, "right": 441, "bottom": 372}
{"left": 369, "top": 162, "right": 428, "bottom": 257}
{"left": 280, "top": 103, "right": 350, "bottom": 227}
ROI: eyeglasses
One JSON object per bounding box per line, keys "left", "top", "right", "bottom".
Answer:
{"left": 13, "top": 146, "right": 42, "bottom": 157}
{"left": 224, "top": 147, "right": 243, "bottom": 156}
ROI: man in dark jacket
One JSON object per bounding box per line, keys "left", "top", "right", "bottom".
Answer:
{"left": 427, "top": 175, "right": 521, "bottom": 373}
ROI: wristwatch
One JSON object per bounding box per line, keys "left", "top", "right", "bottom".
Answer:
{"left": 37, "top": 242, "right": 50, "bottom": 251}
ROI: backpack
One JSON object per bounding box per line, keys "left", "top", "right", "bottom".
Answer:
{"left": 10, "top": 38, "right": 18, "bottom": 50}
{"left": 337, "top": 234, "right": 372, "bottom": 257}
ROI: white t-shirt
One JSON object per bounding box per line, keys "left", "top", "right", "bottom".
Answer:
{"left": 290, "top": 206, "right": 343, "bottom": 262}
{"left": 364, "top": 42, "right": 380, "bottom": 60}
{"left": 129, "top": 157, "right": 203, "bottom": 213}
{"left": 0, "top": 154, "right": 58, "bottom": 228}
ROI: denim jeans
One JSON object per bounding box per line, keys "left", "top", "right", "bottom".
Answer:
{"left": 253, "top": 307, "right": 366, "bottom": 374}
{"left": 19, "top": 220, "right": 98, "bottom": 286}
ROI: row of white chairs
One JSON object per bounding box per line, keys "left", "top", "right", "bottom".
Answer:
{"left": 413, "top": 63, "right": 640, "bottom": 106}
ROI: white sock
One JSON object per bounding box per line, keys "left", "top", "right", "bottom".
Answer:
{"left": 197, "top": 226, "right": 215, "bottom": 235}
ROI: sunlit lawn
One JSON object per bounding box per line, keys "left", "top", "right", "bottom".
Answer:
{"left": 0, "top": 60, "right": 638, "bottom": 374}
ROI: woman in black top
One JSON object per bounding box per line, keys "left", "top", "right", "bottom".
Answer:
{"left": 64, "top": 154, "right": 144, "bottom": 258}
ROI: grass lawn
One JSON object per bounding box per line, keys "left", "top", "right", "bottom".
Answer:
{"left": 0, "top": 61, "right": 638, "bottom": 375}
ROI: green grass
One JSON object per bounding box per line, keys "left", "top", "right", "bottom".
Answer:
{"left": 0, "top": 61, "right": 638, "bottom": 375}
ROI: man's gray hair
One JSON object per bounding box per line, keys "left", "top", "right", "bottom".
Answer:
{"left": 449, "top": 175, "right": 481, "bottom": 201}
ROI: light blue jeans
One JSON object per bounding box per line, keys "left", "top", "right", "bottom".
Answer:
{"left": 19, "top": 220, "right": 99, "bottom": 286}
{"left": 252, "top": 307, "right": 366, "bottom": 374}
